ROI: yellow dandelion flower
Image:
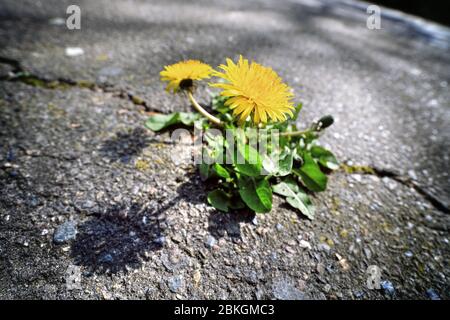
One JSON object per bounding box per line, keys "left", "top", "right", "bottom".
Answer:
{"left": 211, "top": 55, "right": 294, "bottom": 124}
{"left": 160, "top": 60, "right": 213, "bottom": 93}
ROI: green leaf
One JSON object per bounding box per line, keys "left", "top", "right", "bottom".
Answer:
{"left": 273, "top": 177, "right": 315, "bottom": 219}
{"left": 277, "top": 149, "right": 293, "bottom": 176}
{"left": 145, "top": 112, "right": 199, "bottom": 131}
{"left": 262, "top": 148, "right": 293, "bottom": 176}
{"left": 292, "top": 103, "right": 303, "bottom": 121}
{"left": 207, "top": 189, "right": 229, "bottom": 212}
{"left": 179, "top": 112, "right": 200, "bottom": 125}
{"left": 204, "top": 131, "right": 223, "bottom": 147}
{"left": 213, "top": 163, "right": 231, "bottom": 179}
{"left": 256, "top": 179, "right": 273, "bottom": 211}
{"left": 204, "top": 132, "right": 225, "bottom": 164}
{"left": 228, "top": 195, "right": 246, "bottom": 209}
{"left": 194, "top": 118, "right": 209, "bottom": 130}
{"left": 262, "top": 153, "right": 276, "bottom": 175}
{"left": 295, "top": 153, "right": 328, "bottom": 192}
{"left": 310, "top": 145, "right": 339, "bottom": 170}
{"left": 145, "top": 113, "right": 179, "bottom": 131}
{"left": 238, "top": 177, "right": 272, "bottom": 213}
{"left": 286, "top": 196, "right": 314, "bottom": 220}
{"left": 211, "top": 95, "right": 229, "bottom": 114}
{"left": 272, "top": 177, "right": 300, "bottom": 196}
{"left": 234, "top": 143, "right": 262, "bottom": 177}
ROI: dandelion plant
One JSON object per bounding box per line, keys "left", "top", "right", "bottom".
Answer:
{"left": 145, "top": 55, "right": 338, "bottom": 219}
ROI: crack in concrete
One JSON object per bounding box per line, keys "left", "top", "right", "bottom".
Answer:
{"left": 1, "top": 56, "right": 448, "bottom": 215}
{"left": 342, "top": 164, "right": 450, "bottom": 214}
{"left": 0, "top": 56, "right": 157, "bottom": 112}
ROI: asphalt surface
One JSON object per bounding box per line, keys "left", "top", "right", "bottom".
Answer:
{"left": 0, "top": 0, "right": 449, "bottom": 299}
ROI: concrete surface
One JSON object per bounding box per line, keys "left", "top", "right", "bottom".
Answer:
{"left": 0, "top": 0, "right": 449, "bottom": 299}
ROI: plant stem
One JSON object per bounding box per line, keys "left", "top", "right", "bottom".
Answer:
{"left": 278, "top": 129, "right": 312, "bottom": 137}
{"left": 187, "top": 91, "right": 222, "bottom": 125}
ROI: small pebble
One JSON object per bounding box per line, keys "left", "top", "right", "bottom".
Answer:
{"left": 316, "top": 263, "right": 325, "bottom": 275}
{"left": 205, "top": 236, "right": 217, "bottom": 249}
{"left": 272, "top": 278, "right": 305, "bottom": 300}
{"left": 168, "top": 275, "right": 184, "bottom": 293}
{"left": 299, "top": 240, "right": 312, "bottom": 250}
{"left": 364, "top": 248, "right": 372, "bottom": 259}
{"left": 381, "top": 280, "right": 395, "bottom": 296}
{"left": 81, "top": 200, "right": 95, "bottom": 209}
{"left": 65, "top": 47, "right": 84, "bottom": 57}
{"left": 154, "top": 236, "right": 166, "bottom": 246}
{"left": 53, "top": 221, "right": 77, "bottom": 244}
{"left": 318, "top": 243, "right": 331, "bottom": 252}
{"left": 407, "top": 170, "right": 417, "bottom": 180}
{"left": 193, "top": 270, "right": 201, "bottom": 287}
{"left": 426, "top": 288, "right": 440, "bottom": 300}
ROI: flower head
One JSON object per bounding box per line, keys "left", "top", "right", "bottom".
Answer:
{"left": 160, "top": 60, "right": 213, "bottom": 93}
{"left": 211, "top": 55, "right": 294, "bottom": 124}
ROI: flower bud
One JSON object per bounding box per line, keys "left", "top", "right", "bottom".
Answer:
{"left": 315, "top": 115, "right": 334, "bottom": 131}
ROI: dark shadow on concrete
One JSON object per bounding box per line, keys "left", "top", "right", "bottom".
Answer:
{"left": 70, "top": 201, "right": 165, "bottom": 274}
{"left": 171, "top": 170, "right": 255, "bottom": 242}
{"left": 207, "top": 209, "right": 254, "bottom": 242}
{"left": 99, "top": 127, "right": 150, "bottom": 163}
{"left": 70, "top": 172, "right": 211, "bottom": 275}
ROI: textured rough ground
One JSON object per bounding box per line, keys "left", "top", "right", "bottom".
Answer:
{"left": 0, "top": 0, "right": 449, "bottom": 299}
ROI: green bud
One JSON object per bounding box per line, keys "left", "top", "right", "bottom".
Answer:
{"left": 315, "top": 115, "right": 334, "bottom": 131}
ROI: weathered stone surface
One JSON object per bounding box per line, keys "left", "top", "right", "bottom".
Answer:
{"left": 0, "top": 0, "right": 449, "bottom": 299}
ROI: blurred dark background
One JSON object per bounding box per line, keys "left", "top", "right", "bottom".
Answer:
{"left": 368, "top": 0, "right": 450, "bottom": 26}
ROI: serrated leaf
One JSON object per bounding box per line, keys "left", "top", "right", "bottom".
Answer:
{"left": 277, "top": 149, "right": 293, "bottom": 176}
{"left": 145, "top": 113, "right": 179, "bottom": 131}
{"left": 286, "top": 196, "right": 315, "bottom": 220}
{"left": 213, "top": 163, "right": 231, "bottom": 179}
{"left": 262, "top": 148, "right": 293, "bottom": 177}
{"left": 204, "top": 132, "right": 225, "bottom": 164}
{"left": 207, "top": 189, "right": 229, "bottom": 212}
{"left": 272, "top": 177, "right": 300, "bottom": 196}
{"left": 273, "top": 177, "right": 315, "bottom": 219}
{"left": 310, "top": 146, "right": 339, "bottom": 170}
{"left": 179, "top": 112, "right": 200, "bottom": 125}
{"left": 295, "top": 153, "right": 328, "bottom": 192}
{"left": 262, "top": 153, "right": 276, "bottom": 175}
{"left": 234, "top": 143, "right": 262, "bottom": 177}
{"left": 238, "top": 177, "right": 272, "bottom": 213}
{"left": 145, "top": 112, "right": 199, "bottom": 131}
